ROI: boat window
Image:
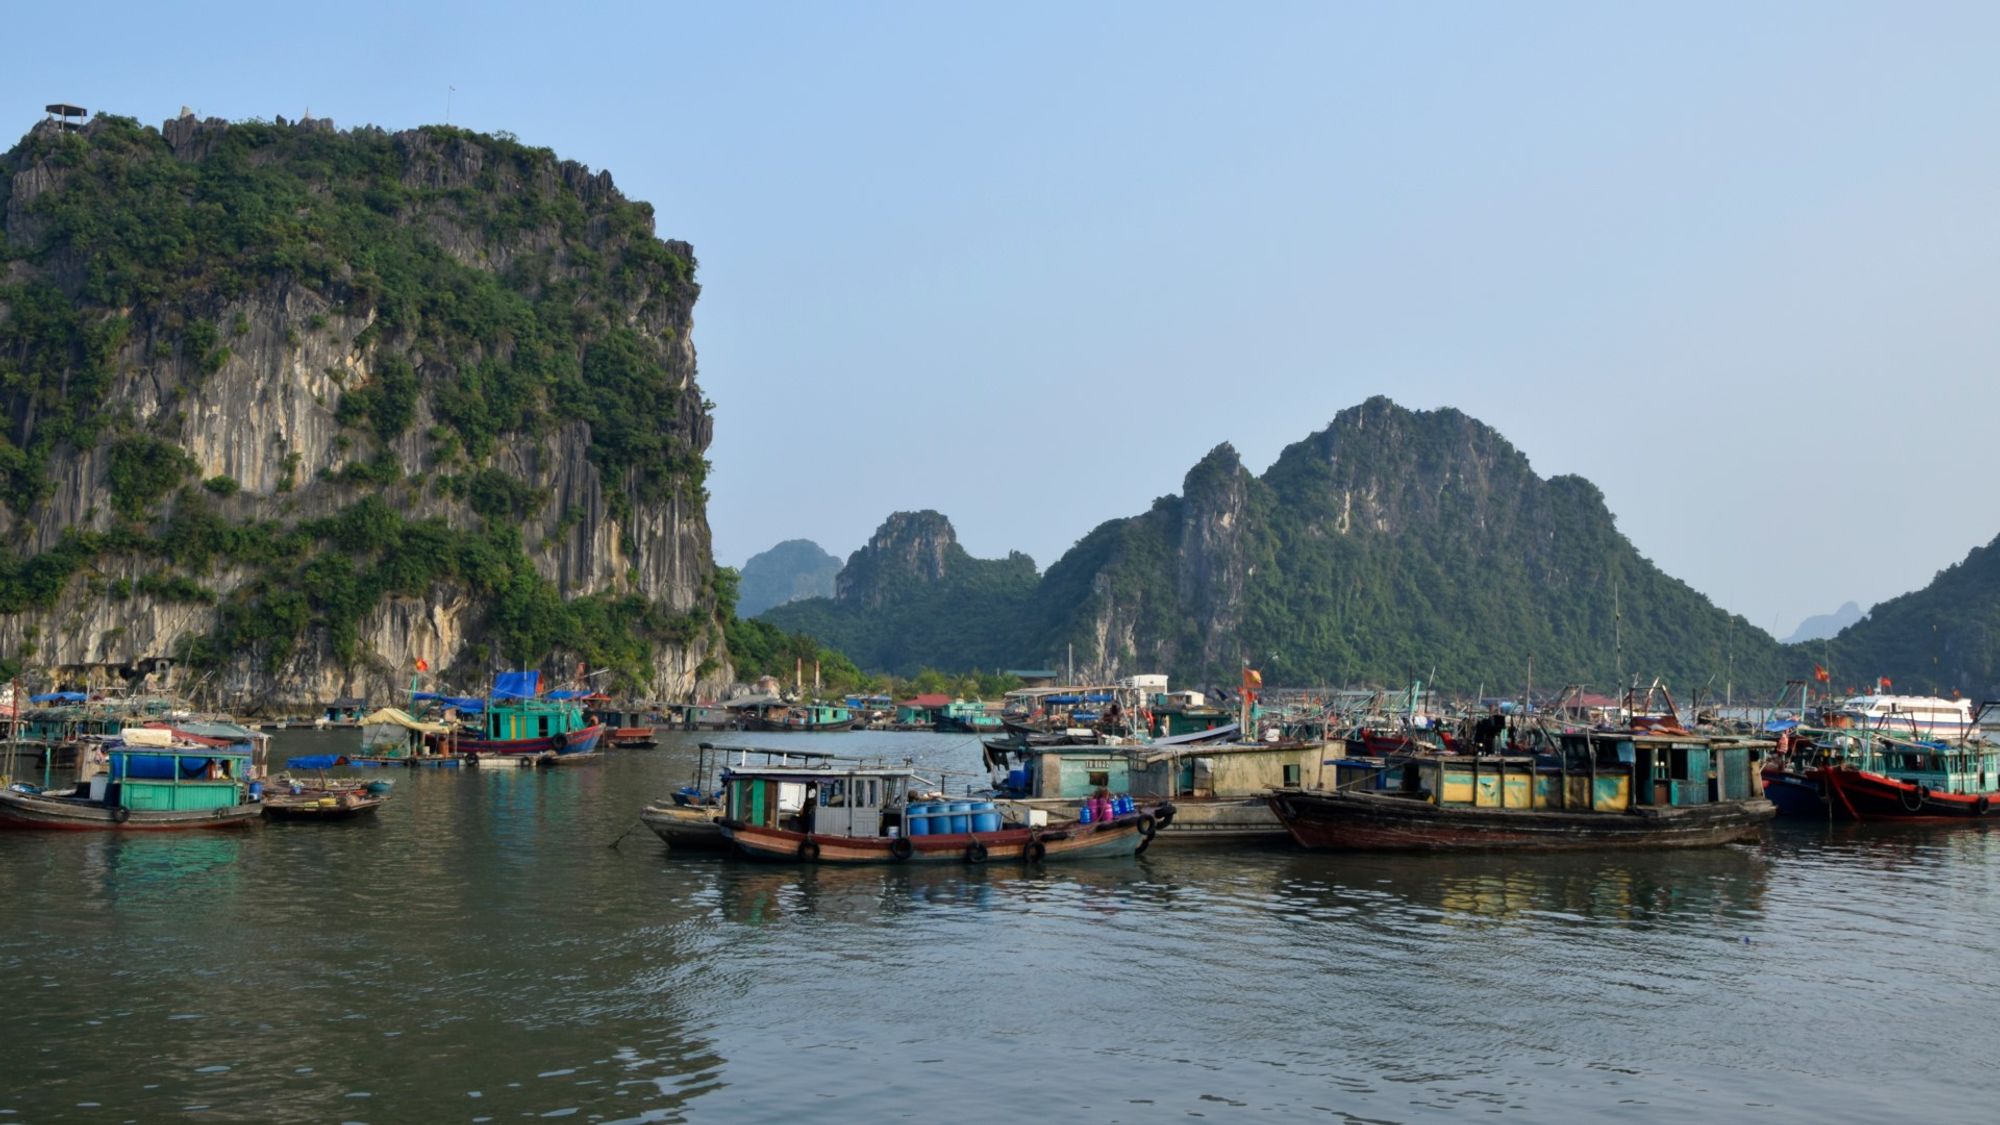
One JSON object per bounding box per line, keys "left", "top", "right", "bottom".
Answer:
{"left": 1088, "top": 770, "right": 1109, "bottom": 788}
{"left": 539, "top": 716, "right": 550, "bottom": 738}
{"left": 821, "top": 780, "right": 847, "bottom": 808}
{"left": 1283, "top": 764, "right": 1301, "bottom": 786}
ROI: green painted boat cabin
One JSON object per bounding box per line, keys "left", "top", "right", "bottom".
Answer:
{"left": 480, "top": 698, "right": 591, "bottom": 742}
{"left": 104, "top": 745, "right": 250, "bottom": 813}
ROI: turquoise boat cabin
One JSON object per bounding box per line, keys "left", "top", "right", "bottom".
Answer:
{"left": 1327, "top": 731, "right": 1771, "bottom": 811}
{"left": 478, "top": 697, "right": 592, "bottom": 742}
{"left": 103, "top": 744, "right": 252, "bottom": 813}
{"left": 896, "top": 694, "right": 952, "bottom": 725}
{"left": 1854, "top": 736, "right": 2000, "bottom": 796}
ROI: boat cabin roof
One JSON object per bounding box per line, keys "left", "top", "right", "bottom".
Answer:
{"left": 722, "top": 765, "right": 919, "bottom": 782}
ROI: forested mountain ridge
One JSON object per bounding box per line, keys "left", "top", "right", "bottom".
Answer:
{"left": 0, "top": 110, "right": 729, "bottom": 703}
{"left": 1818, "top": 535, "right": 2000, "bottom": 699}
{"left": 768, "top": 397, "right": 1818, "bottom": 694}
{"left": 760, "top": 510, "right": 1038, "bottom": 675}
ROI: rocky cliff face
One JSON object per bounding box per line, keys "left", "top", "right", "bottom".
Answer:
{"left": 0, "top": 112, "right": 728, "bottom": 707}
{"left": 834, "top": 511, "right": 962, "bottom": 607}
{"left": 760, "top": 511, "right": 1038, "bottom": 675}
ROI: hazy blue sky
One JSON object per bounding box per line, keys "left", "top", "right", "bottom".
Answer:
{"left": 9, "top": 2, "right": 1998, "bottom": 639}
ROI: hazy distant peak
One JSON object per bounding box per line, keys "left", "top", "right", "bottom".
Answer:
{"left": 1785, "top": 601, "right": 1866, "bottom": 644}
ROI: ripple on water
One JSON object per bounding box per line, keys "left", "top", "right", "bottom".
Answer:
{"left": 3, "top": 733, "right": 2000, "bottom": 1121}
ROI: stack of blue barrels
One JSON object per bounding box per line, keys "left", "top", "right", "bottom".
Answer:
{"left": 904, "top": 800, "right": 1005, "bottom": 836}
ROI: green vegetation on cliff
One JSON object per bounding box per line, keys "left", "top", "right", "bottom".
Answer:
{"left": 1819, "top": 535, "right": 2000, "bottom": 698}
{"left": 767, "top": 401, "right": 1815, "bottom": 697}
{"left": 0, "top": 113, "right": 720, "bottom": 693}
{"left": 761, "top": 511, "right": 1039, "bottom": 676}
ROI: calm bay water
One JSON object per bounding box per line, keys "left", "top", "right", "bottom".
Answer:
{"left": 4, "top": 728, "right": 1999, "bottom": 1122}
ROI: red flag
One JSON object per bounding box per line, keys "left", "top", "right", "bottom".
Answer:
{"left": 1879, "top": 677, "right": 1892, "bottom": 690}
{"left": 415, "top": 658, "right": 429, "bottom": 672}
{"left": 1813, "top": 664, "right": 1829, "bottom": 683}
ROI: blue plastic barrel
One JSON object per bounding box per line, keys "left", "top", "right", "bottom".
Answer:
{"left": 908, "top": 811, "right": 931, "bottom": 837}
{"left": 947, "top": 801, "right": 972, "bottom": 834}
{"left": 971, "top": 801, "right": 1002, "bottom": 833}
{"left": 1005, "top": 768, "right": 1029, "bottom": 793}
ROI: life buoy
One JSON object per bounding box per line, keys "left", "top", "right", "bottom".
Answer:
{"left": 964, "top": 841, "right": 988, "bottom": 864}
{"left": 798, "top": 839, "right": 820, "bottom": 861}
{"left": 111, "top": 806, "right": 131, "bottom": 824}
{"left": 889, "top": 836, "right": 913, "bottom": 861}
{"left": 1023, "top": 839, "right": 1047, "bottom": 863}
{"left": 1134, "top": 814, "right": 1158, "bottom": 839}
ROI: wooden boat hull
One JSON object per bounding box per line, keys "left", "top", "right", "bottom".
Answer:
{"left": 1814, "top": 766, "right": 2000, "bottom": 822}
{"left": 1760, "top": 769, "right": 1829, "bottom": 818}
{"left": 721, "top": 816, "right": 1152, "bottom": 865}
{"left": 455, "top": 723, "right": 605, "bottom": 763}
{"left": 262, "top": 793, "right": 387, "bottom": 821}
{"left": 1268, "top": 788, "right": 1774, "bottom": 851}
{"left": 0, "top": 790, "right": 262, "bottom": 831}
{"left": 611, "top": 727, "right": 658, "bottom": 748}
{"left": 641, "top": 803, "right": 728, "bottom": 850}
{"left": 741, "top": 716, "right": 856, "bottom": 733}
{"left": 1000, "top": 797, "right": 1284, "bottom": 846}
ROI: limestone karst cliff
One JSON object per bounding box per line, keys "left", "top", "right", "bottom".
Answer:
{"left": 767, "top": 398, "right": 1812, "bottom": 692}
{"left": 0, "top": 110, "right": 728, "bottom": 705}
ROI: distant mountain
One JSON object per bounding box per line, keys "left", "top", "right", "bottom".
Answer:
{"left": 1822, "top": 536, "right": 2000, "bottom": 698}
{"left": 737, "top": 539, "right": 841, "bottom": 617}
{"left": 1785, "top": 601, "right": 1866, "bottom": 644}
{"left": 767, "top": 398, "right": 1805, "bottom": 692}
{"left": 760, "top": 512, "right": 1039, "bottom": 674}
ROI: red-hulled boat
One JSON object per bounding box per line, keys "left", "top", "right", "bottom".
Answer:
{"left": 1764, "top": 721, "right": 2000, "bottom": 823}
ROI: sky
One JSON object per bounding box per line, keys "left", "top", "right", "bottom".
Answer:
{"left": 7, "top": 1, "right": 1998, "bottom": 639}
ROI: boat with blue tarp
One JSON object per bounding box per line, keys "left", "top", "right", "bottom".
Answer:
{"left": 450, "top": 672, "right": 605, "bottom": 766}
{"left": 0, "top": 729, "right": 262, "bottom": 830}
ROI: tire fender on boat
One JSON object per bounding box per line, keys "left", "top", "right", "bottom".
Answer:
{"left": 1134, "top": 813, "right": 1158, "bottom": 839}
{"left": 551, "top": 731, "right": 569, "bottom": 751}
{"left": 1977, "top": 796, "right": 1991, "bottom": 816}
{"left": 889, "top": 836, "right": 913, "bottom": 861}
{"left": 964, "top": 841, "right": 988, "bottom": 864}
{"left": 112, "top": 806, "right": 131, "bottom": 824}
{"left": 798, "top": 838, "right": 820, "bottom": 861}
{"left": 1023, "top": 839, "right": 1046, "bottom": 863}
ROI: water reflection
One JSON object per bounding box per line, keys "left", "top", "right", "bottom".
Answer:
{"left": 2, "top": 730, "right": 1997, "bottom": 1122}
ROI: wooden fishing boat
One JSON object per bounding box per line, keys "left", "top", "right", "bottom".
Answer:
{"left": 451, "top": 674, "right": 605, "bottom": 765}
{"left": 740, "top": 701, "right": 857, "bottom": 733}
{"left": 642, "top": 801, "right": 727, "bottom": 850}
{"left": 262, "top": 789, "right": 387, "bottom": 821}
{"left": 717, "top": 763, "right": 1170, "bottom": 864}
{"left": 0, "top": 738, "right": 261, "bottom": 831}
{"left": 1764, "top": 717, "right": 2000, "bottom": 822}
{"left": 1269, "top": 731, "right": 1776, "bottom": 851}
